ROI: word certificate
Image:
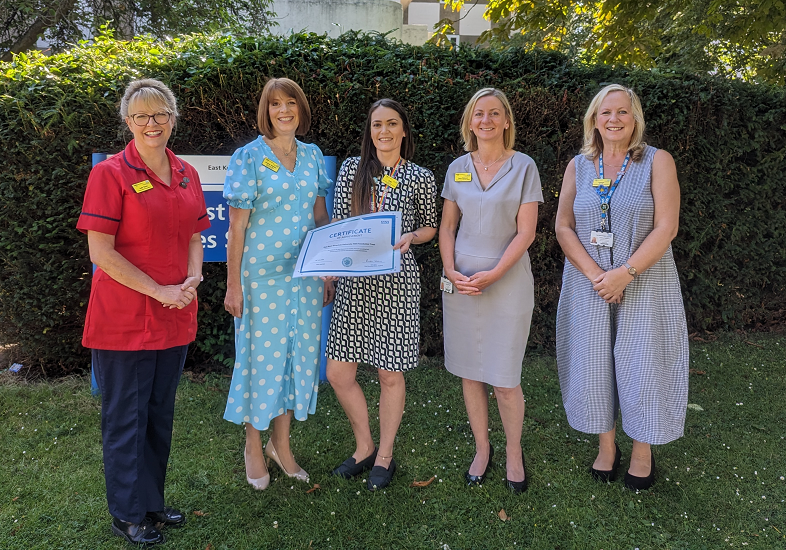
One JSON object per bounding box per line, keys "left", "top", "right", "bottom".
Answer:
{"left": 293, "top": 212, "right": 402, "bottom": 277}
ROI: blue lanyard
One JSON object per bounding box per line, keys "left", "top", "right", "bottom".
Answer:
{"left": 595, "top": 152, "right": 630, "bottom": 230}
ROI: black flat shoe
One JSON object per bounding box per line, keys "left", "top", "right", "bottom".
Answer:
{"left": 624, "top": 451, "right": 655, "bottom": 491}
{"left": 465, "top": 444, "right": 494, "bottom": 486}
{"left": 332, "top": 447, "right": 378, "bottom": 479}
{"left": 590, "top": 443, "right": 622, "bottom": 483}
{"left": 505, "top": 451, "right": 528, "bottom": 494}
{"left": 111, "top": 517, "right": 165, "bottom": 546}
{"left": 367, "top": 458, "right": 396, "bottom": 491}
{"left": 146, "top": 506, "right": 186, "bottom": 528}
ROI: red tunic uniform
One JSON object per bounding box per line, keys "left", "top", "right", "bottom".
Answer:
{"left": 77, "top": 141, "right": 211, "bottom": 350}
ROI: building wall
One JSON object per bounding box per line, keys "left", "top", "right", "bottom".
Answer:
{"left": 271, "top": 0, "right": 404, "bottom": 40}
{"left": 404, "top": 0, "right": 492, "bottom": 45}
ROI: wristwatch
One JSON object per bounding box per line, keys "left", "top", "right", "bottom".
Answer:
{"left": 624, "top": 262, "right": 637, "bottom": 278}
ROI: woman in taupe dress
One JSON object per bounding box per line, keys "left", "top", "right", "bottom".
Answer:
{"left": 439, "top": 88, "right": 543, "bottom": 493}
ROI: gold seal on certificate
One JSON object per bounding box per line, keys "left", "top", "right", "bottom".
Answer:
{"left": 293, "top": 212, "right": 402, "bottom": 278}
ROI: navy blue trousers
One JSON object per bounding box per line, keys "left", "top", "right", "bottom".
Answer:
{"left": 92, "top": 346, "right": 187, "bottom": 523}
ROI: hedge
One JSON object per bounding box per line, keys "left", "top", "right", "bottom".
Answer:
{"left": 1, "top": 31, "right": 784, "bottom": 374}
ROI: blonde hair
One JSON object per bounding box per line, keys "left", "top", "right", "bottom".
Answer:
{"left": 581, "top": 84, "right": 646, "bottom": 161}
{"left": 460, "top": 88, "right": 516, "bottom": 152}
{"left": 257, "top": 78, "right": 311, "bottom": 137}
{"left": 120, "top": 79, "right": 178, "bottom": 120}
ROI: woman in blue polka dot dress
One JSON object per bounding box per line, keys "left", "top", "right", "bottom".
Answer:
{"left": 222, "top": 78, "right": 333, "bottom": 490}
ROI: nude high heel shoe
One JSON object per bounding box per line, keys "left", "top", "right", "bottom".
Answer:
{"left": 244, "top": 448, "right": 270, "bottom": 490}
{"left": 265, "top": 439, "right": 309, "bottom": 482}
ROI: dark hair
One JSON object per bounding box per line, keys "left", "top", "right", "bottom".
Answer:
{"left": 350, "top": 98, "right": 415, "bottom": 216}
{"left": 257, "top": 77, "right": 311, "bottom": 137}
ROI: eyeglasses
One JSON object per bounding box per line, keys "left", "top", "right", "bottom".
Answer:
{"left": 129, "top": 112, "right": 172, "bottom": 126}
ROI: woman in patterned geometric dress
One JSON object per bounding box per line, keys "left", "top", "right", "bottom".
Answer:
{"left": 223, "top": 78, "right": 334, "bottom": 490}
{"left": 555, "top": 84, "right": 689, "bottom": 491}
{"left": 326, "top": 99, "right": 438, "bottom": 491}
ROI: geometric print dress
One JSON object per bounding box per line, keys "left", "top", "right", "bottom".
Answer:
{"left": 222, "top": 137, "right": 332, "bottom": 431}
{"left": 556, "top": 146, "right": 689, "bottom": 445}
{"left": 326, "top": 157, "right": 438, "bottom": 372}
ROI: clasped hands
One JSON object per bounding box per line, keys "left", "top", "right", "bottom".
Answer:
{"left": 157, "top": 275, "right": 200, "bottom": 309}
{"left": 444, "top": 268, "right": 500, "bottom": 296}
{"left": 591, "top": 266, "right": 634, "bottom": 304}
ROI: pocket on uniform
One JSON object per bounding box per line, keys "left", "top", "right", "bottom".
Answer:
{"left": 86, "top": 277, "right": 147, "bottom": 341}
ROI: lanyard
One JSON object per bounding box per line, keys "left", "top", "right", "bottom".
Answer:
{"left": 595, "top": 152, "right": 630, "bottom": 231}
{"left": 371, "top": 157, "right": 404, "bottom": 213}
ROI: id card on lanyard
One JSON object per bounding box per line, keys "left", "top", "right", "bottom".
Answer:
{"left": 591, "top": 152, "right": 630, "bottom": 258}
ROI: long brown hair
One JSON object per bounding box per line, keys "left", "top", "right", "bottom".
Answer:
{"left": 350, "top": 99, "right": 415, "bottom": 216}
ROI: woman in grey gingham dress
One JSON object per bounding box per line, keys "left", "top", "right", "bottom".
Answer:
{"left": 555, "top": 85, "right": 688, "bottom": 491}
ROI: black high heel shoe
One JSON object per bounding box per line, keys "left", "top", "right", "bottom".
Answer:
{"left": 465, "top": 444, "right": 494, "bottom": 485}
{"left": 590, "top": 443, "right": 622, "bottom": 483}
{"left": 624, "top": 451, "right": 655, "bottom": 491}
{"left": 505, "top": 451, "right": 528, "bottom": 494}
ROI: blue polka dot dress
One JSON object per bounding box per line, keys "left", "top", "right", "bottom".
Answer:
{"left": 222, "top": 136, "right": 332, "bottom": 431}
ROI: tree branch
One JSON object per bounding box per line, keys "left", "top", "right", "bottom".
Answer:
{"left": 1, "top": 0, "right": 77, "bottom": 62}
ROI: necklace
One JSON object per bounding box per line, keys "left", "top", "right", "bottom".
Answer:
{"left": 474, "top": 151, "right": 506, "bottom": 171}
{"left": 267, "top": 137, "right": 296, "bottom": 157}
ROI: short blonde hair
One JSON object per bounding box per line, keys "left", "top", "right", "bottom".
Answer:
{"left": 460, "top": 88, "right": 516, "bottom": 152}
{"left": 257, "top": 78, "right": 311, "bottom": 137}
{"left": 581, "top": 84, "right": 646, "bottom": 161}
{"left": 120, "top": 79, "right": 178, "bottom": 120}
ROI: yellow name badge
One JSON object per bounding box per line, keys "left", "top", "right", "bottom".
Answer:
{"left": 593, "top": 178, "right": 611, "bottom": 187}
{"left": 132, "top": 180, "right": 154, "bottom": 193}
{"left": 262, "top": 157, "right": 280, "bottom": 172}
{"left": 454, "top": 172, "right": 472, "bottom": 182}
{"left": 381, "top": 174, "right": 399, "bottom": 188}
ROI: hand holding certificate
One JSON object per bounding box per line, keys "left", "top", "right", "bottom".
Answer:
{"left": 293, "top": 212, "right": 402, "bottom": 278}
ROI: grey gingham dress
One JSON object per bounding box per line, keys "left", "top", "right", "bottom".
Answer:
{"left": 556, "top": 146, "right": 689, "bottom": 445}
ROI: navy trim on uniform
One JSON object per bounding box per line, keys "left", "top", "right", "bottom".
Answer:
{"left": 81, "top": 212, "right": 121, "bottom": 222}
{"left": 197, "top": 212, "right": 208, "bottom": 220}
{"left": 123, "top": 151, "right": 146, "bottom": 172}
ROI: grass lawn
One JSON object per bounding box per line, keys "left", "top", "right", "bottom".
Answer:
{"left": 1, "top": 333, "right": 784, "bottom": 549}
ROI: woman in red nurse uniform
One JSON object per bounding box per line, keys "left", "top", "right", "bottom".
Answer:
{"left": 77, "top": 78, "right": 210, "bottom": 546}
